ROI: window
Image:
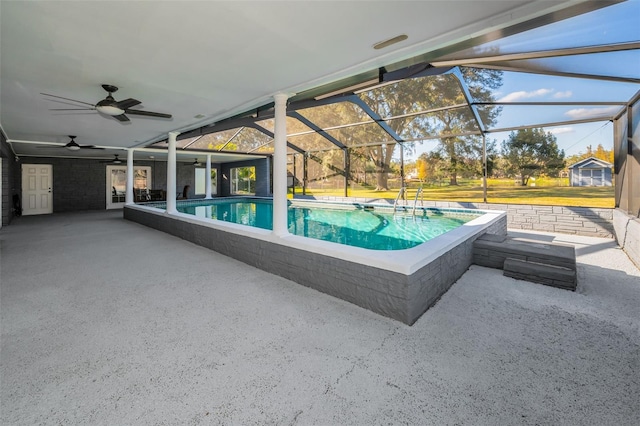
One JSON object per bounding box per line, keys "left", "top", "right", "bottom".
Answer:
{"left": 106, "top": 165, "right": 151, "bottom": 209}
{"left": 195, "top": 168, "right": 218, "bottom": 195}
{"left": 230, "top": 166, "right": 255, "bottom": 195}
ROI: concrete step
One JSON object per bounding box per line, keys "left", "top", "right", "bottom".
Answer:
{"left": 473, "top": 233, "right": 576, "bottom": 271}
{"left": 503, "top": 257, "right": 577, "bottom": 291}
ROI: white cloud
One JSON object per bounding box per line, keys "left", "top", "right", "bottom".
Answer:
{"left": 548, "top": 127, "right": 574, "bottom": 135}
{"left": 553, "top": 91, "right": 572, "bottom": 99}
{"left": 565, "top": 106, "right": 619, "bottom": 119}
{"left": 498, "top": 88, "right": 553, "bottom": 102}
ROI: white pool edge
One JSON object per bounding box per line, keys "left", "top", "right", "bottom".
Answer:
{"left": 127, "top": 202, "right": 505, "bottom": 275}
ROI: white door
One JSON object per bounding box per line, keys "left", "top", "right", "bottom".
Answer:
{"left": 106, "top": 165, "right": 152, "bottom": 209}
{"left": 22, "top": 164, "right": 53, "bottom": 215}
{"left": 592, "top": 169, "right": 603, "bottom": 186}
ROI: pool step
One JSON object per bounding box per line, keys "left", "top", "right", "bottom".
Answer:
{"left": 503, "top": 258, "right": 577, "bottom": 290}
{"left": 473, "top": 233, "right": 577, "bottom": 291}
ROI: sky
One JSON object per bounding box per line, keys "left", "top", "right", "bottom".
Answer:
{"left": 404, "top": 0, "right": 639, "bottom": 163}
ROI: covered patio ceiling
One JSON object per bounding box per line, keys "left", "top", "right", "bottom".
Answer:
{"left": 2, "top": 1, "right": 634, "bottom": 161}
{"left": 153, "top": 1, "right": 639, "bottom": 158}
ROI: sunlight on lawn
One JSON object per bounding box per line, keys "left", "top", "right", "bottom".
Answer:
{"left": 294, "top": 179, "right": 615, "bottom": 208}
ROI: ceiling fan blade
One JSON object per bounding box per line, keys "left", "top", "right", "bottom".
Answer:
{"left": 49, "top": 108, "right": 96, "bottom": 111}
{"left": 115, "top": 98, "right": 141, "bottom": 110}
{"left": 41, "top": 93, "right": 95, "bottom": 107}
{"left": 79, "top": 145, "right": 105, "bottom": 150}
{"left": 112, "top": 114, "right": 130, "bottom": 122}
{"left": 126, "top": 109, "right": 172, "bottom": 119}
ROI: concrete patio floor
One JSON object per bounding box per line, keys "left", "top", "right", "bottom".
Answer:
{"left": 1, "top": 210, "right": 639, "bottom": 425}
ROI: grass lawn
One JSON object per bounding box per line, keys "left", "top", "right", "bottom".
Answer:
{"left": 292, "top": 179, "right": 615, "bottom": 208}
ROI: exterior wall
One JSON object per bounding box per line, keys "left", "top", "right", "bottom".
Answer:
{"left": 613, "top": 209, "right": 640, "bottom": 269}
{"left": 1, "top": 136, "right": 18, "bottom": 226}
{"left": 124, "top": 205, "right": 507, "bottom": 325}
{"left": 14, "top": 157, "right": 108, "bottom": 212}
{"left": 304, "top": 196, "right": 615, "bottom": 238}
{"left": 8, "top": 158, "right": 228, "bottom": 212}
{"left": 2, "top": 154, "right": 268, "bottom": 218}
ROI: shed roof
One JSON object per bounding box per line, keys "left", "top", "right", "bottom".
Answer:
{"left": 568, "top": 156, "right": 613, "bottom": 169}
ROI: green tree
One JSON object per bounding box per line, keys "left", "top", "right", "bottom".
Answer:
{"left": 501, "top": 128, "right": 565, "bottom": 186}
{"left": 358, "top": 67, "right": 502, "bottom": 189}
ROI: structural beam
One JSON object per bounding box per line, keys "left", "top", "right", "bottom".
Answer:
{"left": 246, "top": 124, "right": 306, "bottom": 155}
{"left": 347, "top": 95, "right": 405, "bottom": 143}
{"left": 288, "top": 111, "right": 346, "bottom": 149}
{"left": 470, "top": 63, "right": 640, "bottom": 85}
{"left": 431, "top": 42, "right": 640, "bottom": 67}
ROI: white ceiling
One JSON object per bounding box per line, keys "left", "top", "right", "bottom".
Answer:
{"left": 1, "top": 0, "right": 590, "bottom": 159}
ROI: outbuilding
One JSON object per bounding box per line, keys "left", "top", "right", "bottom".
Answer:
{"left": 568, "top": 157, "right": 613, "bottom": 187}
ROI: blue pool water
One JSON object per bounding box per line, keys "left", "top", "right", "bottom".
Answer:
{"left": 153, "top": 198, "right": 480, "bottom": 250}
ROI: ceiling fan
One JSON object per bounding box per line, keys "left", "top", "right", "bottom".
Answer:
{"left": 38, "top": 135, "right": 104, "bottom": 151}
{"left": 192, "top": 158, "right": 203, "bottom": 166}
{"left": 42, "top": 84, "right": 172, "bottom": 122}
{"left": 100, "top": 154, "right": 126, "bottom": 164}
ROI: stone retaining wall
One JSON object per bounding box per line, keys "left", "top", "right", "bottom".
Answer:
{"left": 305, "top": 196, "right": 614, "bottom": 239}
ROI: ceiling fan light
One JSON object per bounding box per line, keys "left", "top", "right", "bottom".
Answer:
{"left": 66, "top": 145, "right": 81, "bottom": 151}
{"left": 96, "top": 105, "right": 125, "bottom": 116}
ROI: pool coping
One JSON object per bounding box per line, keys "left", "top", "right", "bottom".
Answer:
{"left": 128, "top": 199, "right": 505, "bottom": 275}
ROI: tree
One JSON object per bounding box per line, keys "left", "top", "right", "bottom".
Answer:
{"left": 593, "top": 143, "right": 614, "bottom": 163}
{"left": 416, "top": 157, "right": 428, "bottom": 181}
{"left": 501, "top": 128, "right": 565, "bottom": 186}
{"left": 564, "top": 143, "right": 613, "bottom": 170}
{"left": 416, "top": 151, "right": 448, "bottom": 185}
{"left": 292, "top": 67, "right": 502, "bottom": 191}
{"left": 358, "top": 67, "right": 502, "bottom": 189}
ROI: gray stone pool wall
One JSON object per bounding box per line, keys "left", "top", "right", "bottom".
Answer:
{"left": 124, "top": 206, "right": 506, "bottom": 325}
{"left": 306, "top": 196, "right": 614, "bottom": 238}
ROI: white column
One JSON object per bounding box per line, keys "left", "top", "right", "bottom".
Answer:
{"left": 125, "top": 148, "right": 135, "bottom": 205}
{"left": 272, "top": 93, "right": 289, "bottom": 236}
{"left": 205, "top": 154, "right": 212, "bottom": 199}
{"left": 166, "top": 131, "right": 179, "bottom": 214}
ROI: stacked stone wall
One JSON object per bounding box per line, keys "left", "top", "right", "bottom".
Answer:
{"left": 308, "top": 196, "right": 614, "bottom": 239}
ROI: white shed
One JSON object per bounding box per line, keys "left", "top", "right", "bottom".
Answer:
{"left": 568, "top": 157, "right": 613, "bottom": 187}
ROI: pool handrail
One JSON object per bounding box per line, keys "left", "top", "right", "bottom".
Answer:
{"left": 393, "top": 187, "right": 406, "bottom": 212}
{"left": 412, "top": 186, "right": 424, "bottom": 216}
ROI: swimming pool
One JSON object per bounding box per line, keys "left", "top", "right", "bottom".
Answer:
{"left": 155, "top": 198, "right": 481, "bottom": 250}
{"left": 126, "top": 197, "right": 507, "bottom": 324}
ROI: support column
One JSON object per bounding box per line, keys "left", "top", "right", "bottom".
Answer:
{"left": 291, "top": 154, "right": 296, "bottom": 196}
{"left": 205, "top": 154, "right": 212, "bottom": 199}
{"left": 272, "top": 93, "right": 289, "bottom": 236}
{"left": 303, "top": 154, "right": 308, "bottom": 195}
{"left": 125, "top": 148, "right": 135, "bottom": 205}
{"left": 399, "top": 142, "right": 405, "bottom": 190}
{"left": 166, "top": 131, "right": 179, "bottom": 214}
{"left": 482, "top": 134, "right": 488, "bottom": 203}
{"left": 343, "top": 148, "right": 349, "bottom": 198}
